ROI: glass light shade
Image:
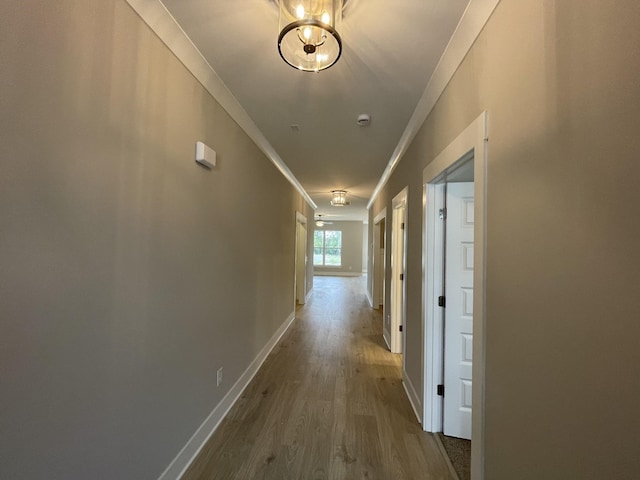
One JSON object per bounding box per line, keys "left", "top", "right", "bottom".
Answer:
{"left": 278, "top": 0, "right": 343, "bottom": 72}
{"left": 330, "top": 190, "right": 348, "bottom": 206}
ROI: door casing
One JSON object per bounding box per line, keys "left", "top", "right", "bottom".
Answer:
{"left": 294, "top": 211, "right": 307, "bottom": 306}
{"left": 422, "top": 112, "right": 487, "bottom": 480}
{"left": 372, "top": 208, "right": 387, "bottom": 342}
{"left": 390, "top": 188, "right": 408, "bottom": 355}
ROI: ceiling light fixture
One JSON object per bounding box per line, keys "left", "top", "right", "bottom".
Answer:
{"left": 315, "top": 214, "right": 333, "bottom": 226}
{"left": 330, "top": 189, "right": 349, "bottom": 206}
{"left": 278, "top": 0, "right": 343, "bottom": 72}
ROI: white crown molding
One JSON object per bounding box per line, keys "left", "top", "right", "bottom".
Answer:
{"left": 366, "top": 0, "right": 501, "bottom": 210}
{"left": 125, "top": 0, "right": 317, "bottom": 210}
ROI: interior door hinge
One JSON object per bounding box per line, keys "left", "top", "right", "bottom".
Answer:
{"left": 437, "top": 384, "right": 444, "bottom": 396}
{"left": 439, "top": 208, "right": 447, "bottom": 220}
{"left": 438, "top": 296, "right": 446, "bottom": 308}
{"left": 400, "top": 273, "right": 404, "bottom": 281}
{"left": 399, "top": 325, "right": 403, "bottom": 332}
{"left": 401, "top": 222, "right": 405, "bottom": 230}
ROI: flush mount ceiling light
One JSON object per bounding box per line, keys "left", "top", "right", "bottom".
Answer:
{"left": 330, "top": 189, "right": 349, "bottom": 206}
{"left": 278, "top": 0, "right": 344, "bottom": 72}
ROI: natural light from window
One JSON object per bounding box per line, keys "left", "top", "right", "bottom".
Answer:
{"left": 314, "top": 230, "right": 342, "bottom": 266}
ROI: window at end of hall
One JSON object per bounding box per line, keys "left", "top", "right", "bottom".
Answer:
{"left": 314, "top": 230, "right": 342, "bottom": 266}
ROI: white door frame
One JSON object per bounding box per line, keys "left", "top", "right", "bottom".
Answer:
{"left": 424, "top": 181, "right": 446, "bottom": 428}
{"left": 390, "top": 188, "right": 408, "bottom": 354}
{"left": 294, "top": 211, "right": 307, "bottom": 306}
{"left": 372, "top": 208, "right": 387, "bottom": 341}
{"left": 422, "top": 112, "right": 487, "bottom": 480}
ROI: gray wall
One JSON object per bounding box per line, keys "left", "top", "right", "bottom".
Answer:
{"left": 369, "top": 0, "right": 640, "bottom": 478}
{"left": 0, "top": 1, "right": 313, "bottom": 478}
{"left": 313, "top": 221, "right": 364, "bottom": 275}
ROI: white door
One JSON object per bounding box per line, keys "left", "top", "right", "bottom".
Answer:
{"left": 443, "top": 182, "right": 474, "bottom": 439}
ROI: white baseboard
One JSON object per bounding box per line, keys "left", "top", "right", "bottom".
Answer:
{"left": 383, "top": 329, "right": 391, "bottom": 350}
{"left": 402, "top": 370, "right": 423, "bottom": 424}
{"left": 158, "top": 311, "right": 297, "bottom": 480}
{"left": 365, "top": 288, "right": 373, "bottom": 307}
{"left": 313, "top": 271, "right": 362, "bottom": 277}
{"left": 305, "top": 287, "right": 313, "bottom": 302}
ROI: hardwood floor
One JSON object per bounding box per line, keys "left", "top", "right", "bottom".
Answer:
{"left": 182, "top": 276, "right": 454, "bottom": 480}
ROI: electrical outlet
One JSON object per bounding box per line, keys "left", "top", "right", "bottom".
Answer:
{"left": 216, "top": 367, "right": 223, "bottom": 387}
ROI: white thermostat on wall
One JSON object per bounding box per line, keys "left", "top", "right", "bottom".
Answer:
{"left": 195, "top": 141, "right": 216, "bottom": 169}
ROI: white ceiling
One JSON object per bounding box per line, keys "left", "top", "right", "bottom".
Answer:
{"left": 158, "top": 0, "right": 471, "bottom": 221}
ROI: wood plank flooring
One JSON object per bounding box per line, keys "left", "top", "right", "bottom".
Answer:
{"left": 182, "top": 276, "right": 454, "bottom": 480}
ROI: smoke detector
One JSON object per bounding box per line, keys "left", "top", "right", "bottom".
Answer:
{"left": 357, "top": 114, "right": 371, "bottom": 126}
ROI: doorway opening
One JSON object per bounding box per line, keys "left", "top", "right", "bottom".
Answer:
{"left": 423, "top": 112, "right": 487, "bottom": 480}
{"left": 390, "top": 187, "right": 408, "bottom": 355}
{"left": 434, "top": 177, "right": 474, "bottom": 480}
{"left": 295, "top": 212, "right": 308, "bottom": 306}
{"left": 372, "top": 209, "right": 387, "bottom": 341}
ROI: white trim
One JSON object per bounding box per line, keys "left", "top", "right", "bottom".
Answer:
{"left": 390, "top": 188, "right": 408, "bottom": 356}
{"left": 422, "top": 112, "right": 487, "bottom": 480}
{"left": 365, "top": 288, "right": 373, "bottom": 307}
{"left": 402, "top": 371, "right": 423, "bottom": 424}
{"left": 295, "top": 211, "right": 307, "bottom": 224}
{"left": 383, "top": 330, "right": 391, "bottom": 350}
{"left": 373, "top": 208, "right": 387, "bottom": 225}
{"left": 125, "top": 0, "right": 317, "bottom": 210}
{"left": 295, "top": 212, "right": 308, "bottom": 306}
{"left": 423, "top": 182, "right": 446, "bottom": 433}
{"left": 367, "top": 0, "right": 500, "bottom": 209}
{"left": 372, "top": 207, "right": 387, "bottom": 325}
{"left": 313, "top": 271, "right": 361, "bottom": 277}
{"left": 305, "top": 287, "right": 313, "bottom": 303}
{"left": 158, "top": 311, "right": 297, "bottom": 480}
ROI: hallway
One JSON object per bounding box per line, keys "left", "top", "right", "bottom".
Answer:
{"left": 183, "top": 276, "right": 454, "bottom": 479}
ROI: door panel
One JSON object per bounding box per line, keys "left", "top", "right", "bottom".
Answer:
{"left": 443, "top": 182, "right": 474, "bottom": 439}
